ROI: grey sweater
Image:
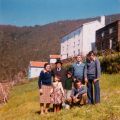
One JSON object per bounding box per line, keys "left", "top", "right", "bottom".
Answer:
{"left": 72, "top": 62, "right": 87, "bottom": 80}
{"left": 87, "top": 58, "right": 101, "bottom": 79}
{"left": 71, "top": 85, "right": 87, "bottom": 97}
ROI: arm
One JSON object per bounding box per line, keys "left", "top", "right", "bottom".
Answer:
{"left": 50, "top": 87, "right": 53, "bottom": 94}
{"left": 75, "top": 86, "right": 87, "bottom": 97}
{"left": 60, "top": 82, "right": 64, "bottom": 95}
{"left": 96, "top": 59, "right": 101, "bottom": 79}
{"left": 70, "top": 88, "right": 75, "bottom": 98}
{"left": 38, "top": 71, "right": 44, "bottom": 89}
{"left": 94, "top": 58, "right": 101, "bottom": 82}
{"left": 84, "top": 65, "right": 88, "bottom": 83}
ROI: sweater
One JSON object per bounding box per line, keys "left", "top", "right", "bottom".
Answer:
{"left": 87, "top": 58, "right": 101, "bottom": 79}
{"left": 65, "top": 77, "right": 73, "bottom": 90}
{"left": 38, "top": 71, "right": 52, "bottom": 89}
{"left": 72, "top": 62, "right": 87, "bottom": 80}
{"left": 71, "top": 85, "right": 87, "bottom": 97}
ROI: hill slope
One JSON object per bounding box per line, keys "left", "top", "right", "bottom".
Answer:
{"left": 0, "top": 74, "right": 120, "bottom": 120}
{"left": 0, "top": 13, "right": 120, "bottom": 80}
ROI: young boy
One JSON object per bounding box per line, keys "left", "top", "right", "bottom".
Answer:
{"left": 65, "top": 71, "right": 73, "bottom": 99}
{"left": 64, "top": 71, "right": 73, "bottom": 109}
{"left": 70, "top": 79, "right": 87, "bottom": 106}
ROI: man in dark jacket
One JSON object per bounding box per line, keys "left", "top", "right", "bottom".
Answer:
{"left": 52, "top": 59, "right": 66, "bottom": 89}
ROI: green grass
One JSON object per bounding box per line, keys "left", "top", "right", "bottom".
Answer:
{"left": 0, "top": 74, "right": 120, "bottom": 120}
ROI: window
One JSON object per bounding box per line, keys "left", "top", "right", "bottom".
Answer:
{"left": 109, "top": 28, "right": 113, "bottom": 34}
{"left": 67, "top": 53, "right": 68, "bottom": 58}
{"left": 78, "top": 49, "right": 80, "bottom": 54}
{"left": 67, "top": 44, "right": 69, "bottom": 50}
{"left": 73, "top": 51, "right": 75, "bottom": 56}
{"left": 62, "top": 47, "right": 64, "bottom": 51}
{"left": 109, "top": 39, "right": 112, "bottom": 49}
{"left": 101, "top": 32, "right": 104, "bottom": 38}
{"left": 73, "top": 42, "right": 75, "bottom": 47}
{"left": 101, "top": 41, "right": 104, "bottom": 50}
{"left": 78, "top": 39, "right": 80, "bottom": 46}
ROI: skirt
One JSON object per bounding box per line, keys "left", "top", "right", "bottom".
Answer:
{"left": 40, "top": 85, "right": 52, "bottom": 104}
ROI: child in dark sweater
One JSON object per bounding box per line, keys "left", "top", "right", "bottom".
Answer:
{"left": 65, "top": 71, "right": 73, "bottom": 100}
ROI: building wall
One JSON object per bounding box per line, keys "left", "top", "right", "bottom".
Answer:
{"left": 61, "top": 27, "right": 83, "bottom": 59}
{"left": 50, "top": 58, "right": 57, "bottom": 64}
{"left": 82, "top": 21, "right": 104, "bottom": 55}
{"left": 28, "top": 67, "right": 43, "bottom": 79}
{"left": 61, "top": 16, "right": 105, "bottom": 59}
{"left": 96, "top": 21, "right": 119, "bottom": 51}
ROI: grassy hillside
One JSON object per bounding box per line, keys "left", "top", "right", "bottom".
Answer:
{"left": 0, "top": 74, "right": 120, "bottom": 120}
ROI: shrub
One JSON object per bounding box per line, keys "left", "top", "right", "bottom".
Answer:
{"left": 100, "top": 52, "right": 120, "bottom": 74}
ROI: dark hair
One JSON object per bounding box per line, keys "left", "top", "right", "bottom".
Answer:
{"left": 55, "top": 59, "right": 63, "bottom": 65}
{"left": 53, "top": 75, "right": 60, "bottom": 82}
{"left": 44, "top": 63, "right": 50, "bottom": 68}
{"left": 77, "top": 78, "right": 85, "bottom": 84}
{"left": 75, "top": 79, "right": 81, "bottom": 84}
{"left": 66, "top": 71, "right": 72, "bottom": 76}
{"left": 88, "top": 51, "right": 96, "bottom": 56}
{"left": 74, "top": 80, "right": 81, "bottom": 88}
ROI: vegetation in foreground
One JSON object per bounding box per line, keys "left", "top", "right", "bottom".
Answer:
{"left": 0, "top": 74, "right": 120, "bottom": 120}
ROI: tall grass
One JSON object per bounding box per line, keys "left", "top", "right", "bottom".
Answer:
{"left": 0, "top": 74, "right": 120, "bottom": 120}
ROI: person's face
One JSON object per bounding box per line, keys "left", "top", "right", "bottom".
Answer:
{"left": 54, "top": 76, "right": 60, "bottom": 82}
{"left": 76, "top": 82, "right": 81, "bottom": 88}
{"left": 89, "top": 54, "right": 95, "bottom": 60}
{"left": 45, "top": 65, "right": 51, "bottom": 72}
{"left": 56, "top": 63, "right": 62, "bottom": 68}
{"left": 77, "top": 56, "right": 82, "bottom": 62}
{"left": 67, "top": 74, "right": 72, "bottom": 78}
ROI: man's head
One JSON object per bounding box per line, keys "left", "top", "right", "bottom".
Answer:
{"left": 76, "top": 55, "right": 83, "bottom": 62}
{"left": 74, "top": 80, "right": 82, "bottom": 88}
{"left": 88, "top": 51, "right": 96, "bottom": 61}
{"left": 66, "top": 71, "right": 72, "bottom": 78}
{"left": 55, "top": 59, "right": 62, "bottom": 68}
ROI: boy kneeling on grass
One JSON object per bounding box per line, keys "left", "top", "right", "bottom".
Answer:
{"left": 67, "top": 79, "right": 87, "bottom": 106}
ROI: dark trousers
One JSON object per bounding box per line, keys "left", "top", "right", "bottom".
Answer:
{"left": 87, "top": 79, "right": 100, "bottom": 104}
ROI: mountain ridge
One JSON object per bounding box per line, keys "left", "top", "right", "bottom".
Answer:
{"left": 0, "top": 13, "right": 120, "bottom": 81}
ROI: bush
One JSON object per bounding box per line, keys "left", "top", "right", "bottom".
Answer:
{"left": 100, "top": 52, "right": 120, "bottom": 74}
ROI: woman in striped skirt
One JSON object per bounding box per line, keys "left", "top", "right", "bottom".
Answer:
{"left": 38, "top": 63, "right": 52, "bottom": 114}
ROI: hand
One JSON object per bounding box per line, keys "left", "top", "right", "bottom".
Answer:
{"left": 73, "top": 77, "right": 77, "bottom": 81}
{"left": 39, "top": 89, "right": 43, "bottom": 95}
{"left": 93, "top": 79, "right": 98, "bottom": 83}
{"left": 85, "top": 78, "right": 88, "bottom": 84}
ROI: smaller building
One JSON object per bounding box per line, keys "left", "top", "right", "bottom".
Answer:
{"left": 50, "top": 55, "right": 61, "bottom": 64}
{"left": 28, "top": 61, "right": 47, "bottom": 79}
{"left": 96, "top": 20, "right": 120, "bottom": 51}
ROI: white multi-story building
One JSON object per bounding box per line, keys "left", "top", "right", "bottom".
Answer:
{"left": 60, "top": 16, "right": 105, "bottom": 60}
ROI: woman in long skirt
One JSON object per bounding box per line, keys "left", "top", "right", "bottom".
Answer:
{"left": 38, "top": 63, "right": 52, "bottom": 114}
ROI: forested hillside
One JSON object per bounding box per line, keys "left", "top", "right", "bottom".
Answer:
{"left": 0, "top": 13, "right": 120, "bottom": 81}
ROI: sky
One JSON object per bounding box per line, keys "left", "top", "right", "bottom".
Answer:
{"left": 0, "top": 0, "right": 120, "bottom": 26}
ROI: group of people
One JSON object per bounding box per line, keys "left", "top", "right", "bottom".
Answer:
{"left": 38, "top": 51, "right": 101, "bottom": 114}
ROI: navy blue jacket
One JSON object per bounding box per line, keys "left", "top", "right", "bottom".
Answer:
{"left": 38, "top": 71, "right": 52, "bottom": 89}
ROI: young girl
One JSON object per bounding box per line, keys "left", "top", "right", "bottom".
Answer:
{"left": 50, "top": 75, "right": 64, "bottom": 112}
